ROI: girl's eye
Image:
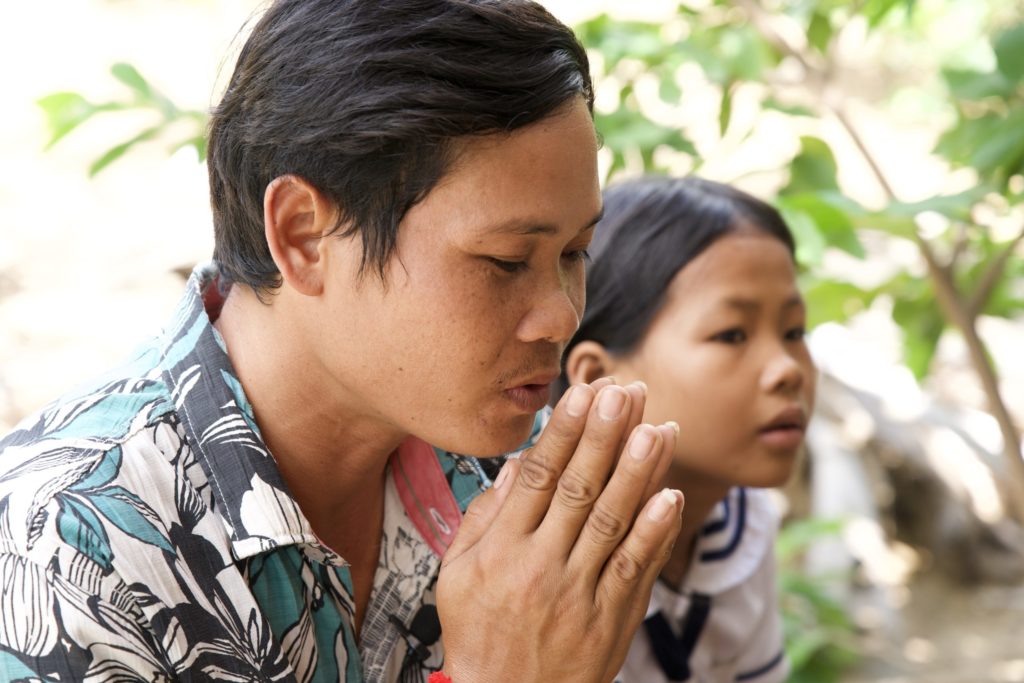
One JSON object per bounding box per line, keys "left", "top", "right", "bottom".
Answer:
{"left": 488, "top": 258, "right": 528, "bottom": 274}
{"left": 712, "top": 329, "right": 746, "bottom": 344}
{"left": 785, "top": 326, "right": 807, "bottom": 341}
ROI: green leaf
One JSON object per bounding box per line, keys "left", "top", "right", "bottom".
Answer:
{"left": 803, "top": 279, "right": 874, "bottom": 327}
{"left": 778, "top": 192, "right": 866, "bottom": 258}
{"left": 777, "top": 517, "right": 845, "bottom": 562}
{"left": 719, "top": 82, "right": 734, "bottom": 137}
{"left": 861, "top": 0, "right": 914, "bottom": 26}
{"left": 594, "top": 108, "right": 696, "bottom": 164}
{"left": 763, "top": 98, "right": 815, "bottom": 117}
{"left": 994, "top": 23, "right": 1024, "bottom": 82}
{"left": 88, "top": 125, "right": 164, "bottom": 177}
{"left": 885, "top": 186, "right": 989, "bottom": 223}
{"left": 969, "top": 110, "right": 1024, "bottom": 180}
{"left": 111, "top": 62, "right": 153, "bottom": 100}
{"left": 892, "top": 292, "right": 945, "bottom": 378}
{"left": 171, "top": 134, "right": 208, "bottom": 161}
{"left": 936, "top": 114, "right": 1005, "bottom": 169}
{"left": 111, "top": 62, "right": 179, "bottom": 118}
{"left": 807, "top": 11, "right": 833, "bottom": 54}
{"left": 36, "top": 92, "right": 123, "bottom": 150}
{"left": 782, "top": 136, "right": 839, "bottom": 195}
{"left": 576, "top": 16, "right": 668, "bottom": 69}
{"left": 943, "top": 68, "right": 1014, "bottom": 101}
{"left": 718, "top": 25, "right": 775, "bottom": 81}
{"left": 780, "top": 207, "right": 827, "bottom": 267}
{"left": 658, "top": 74, "right": 682, "bottom": 105}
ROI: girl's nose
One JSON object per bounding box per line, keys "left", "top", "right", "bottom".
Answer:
{"left": 761, "top": 347, "right": 806, "bottom": 395}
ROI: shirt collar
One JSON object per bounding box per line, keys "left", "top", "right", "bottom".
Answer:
{"left": 158, "top": 262, "right": 343, "bottom": 565}
{"left": 685, "top": 487, "right": 776, "bottom": 594}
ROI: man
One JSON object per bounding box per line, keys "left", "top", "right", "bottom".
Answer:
{"left": 0, "top": 1, "right": 683, "bottom": 681}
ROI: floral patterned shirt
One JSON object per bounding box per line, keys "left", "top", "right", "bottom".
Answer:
{"left": 0, "top": 263, "right": 542, "bottom": 682}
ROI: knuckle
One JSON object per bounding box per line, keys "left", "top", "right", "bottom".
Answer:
{"left": 543, "top": 408, "right": 584, "bottom": 446}
{"left": 555, "top": 469, "right": 598, "bottom": 509}
{"left": 607, "top": 546, "right": 644, "bottom": 584}
{"left": 585, "top": 504, "right": 626, "bottom": 544}
{"left": 518, "top": 453, "right": 559, "bottom": 492}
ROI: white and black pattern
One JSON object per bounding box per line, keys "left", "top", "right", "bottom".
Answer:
{"left": 0, "top": 263, "right": 520, "bottom": 682}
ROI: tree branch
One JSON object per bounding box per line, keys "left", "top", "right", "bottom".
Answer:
{"left": 740, "top": 0, "right": 1024, "bottom": 521}
{"left": 968, "top": 226, "right": 1024, "bottom": 319}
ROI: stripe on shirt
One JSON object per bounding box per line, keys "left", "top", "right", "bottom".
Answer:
{"left": 700, "top": 487, "right": 746, "bottom": 562}
{"left": 735, "top": 649, "right": 784, "bottom": 681}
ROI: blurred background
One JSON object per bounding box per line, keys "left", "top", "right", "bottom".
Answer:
{"left": 2, "top": 0, "right": 1024, "bottom": 681}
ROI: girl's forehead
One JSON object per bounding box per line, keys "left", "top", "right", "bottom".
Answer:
{"left": 665, "top": 233, "right": 799, "bottom": 307}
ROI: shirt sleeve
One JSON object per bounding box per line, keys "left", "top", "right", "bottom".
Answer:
{"left": 732, "top": 545, "right": 790, "bottom": 683}
{"left": 0, "top": 552, "right": 172, "bottom": 681}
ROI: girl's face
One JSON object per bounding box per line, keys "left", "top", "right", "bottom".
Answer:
{"left": 609, "top": 230, "right": 815, "bottom": 489}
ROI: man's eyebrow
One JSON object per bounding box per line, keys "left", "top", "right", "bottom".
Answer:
{"left": 484, "top": 207, "right": 604, "bottom": 236}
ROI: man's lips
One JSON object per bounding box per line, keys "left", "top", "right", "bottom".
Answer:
{"left": 512, "top": 371, "right": 561, "bottom": 389}
{"left": 503, "top": 371, "right": 559, "bottom": 413}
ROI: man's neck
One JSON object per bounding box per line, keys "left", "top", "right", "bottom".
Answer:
{"left": 212, "top": 283, "right": 402, "bottom": 549}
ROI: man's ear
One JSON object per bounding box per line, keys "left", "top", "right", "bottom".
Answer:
{"left": 565, "top": 340, "right": 616, "bottom": 385}
{"left": 264, "top": 174, "right": 336, "bottom": 296}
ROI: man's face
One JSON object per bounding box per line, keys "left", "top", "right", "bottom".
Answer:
{"left": 314, "top": 98, "right": 601, "bottom": 456}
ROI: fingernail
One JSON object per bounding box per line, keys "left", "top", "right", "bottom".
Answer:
{"left": 666, "top": 421, "right": 680, "bottom": 437}
{"left": 566, "top": 385, "right": 591, "bottom": 418}
{"left": 493, "top": 465, "right": 511, "bottom": 489}
{"left": 629, "top": 426, "right": 656, "bottom": 461}
{"left": 647, "top": 488, "right": 680, "bottom": 522}
{"left": 632, "top": 380, "right": 648, "bottom": 396}
{"left": 598, "top": 387, "right": 626, "bottom": 419}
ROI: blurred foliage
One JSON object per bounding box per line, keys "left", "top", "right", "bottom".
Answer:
{"left": 38, "top": 63, "right": 206, "bottom": 176}
{"left": 576, "top": 0, "right": 1024, "bottom": 383}
{"left": 776, "top": 518, "right": 859, "bottom": 683}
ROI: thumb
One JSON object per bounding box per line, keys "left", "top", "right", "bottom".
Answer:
{"left": 443, "top": 458, "right": 521, "bottom": 565}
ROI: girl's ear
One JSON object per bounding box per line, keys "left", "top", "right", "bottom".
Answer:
{"left": 565, "top": 340, "right": 615, "bottom": 385}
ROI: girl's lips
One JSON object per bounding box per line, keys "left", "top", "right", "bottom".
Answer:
{"left": 758, "top": 425, "right": 805, "bottom": 451}
{"left": 503, "top": 383, "right": 552, "bottom": 413}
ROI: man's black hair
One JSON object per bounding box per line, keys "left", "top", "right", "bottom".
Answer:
{"left": 557, "top": 176, "right": 796, "bottom": 395}
{"left": 207, "top": 0, "right": 594, "bottom": 290}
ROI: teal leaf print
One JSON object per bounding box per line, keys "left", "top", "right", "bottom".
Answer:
{"left": 70, "top": 445, "right": 123, "bottom": 492}
{"left": 57, "top": 496, "right": 113, "bottom": 571}
{"left": 91, "top": 486, "right": 173, "bottom": 553}
{"left": 0, "top": 651, "right": 42, "bottom": 679}
{"left": 42, "top": 392, "right": 159, "bottom": 442}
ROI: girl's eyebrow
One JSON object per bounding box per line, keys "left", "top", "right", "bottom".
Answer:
{"left": 721, "top": 294, "right": 805, "bottom": 311}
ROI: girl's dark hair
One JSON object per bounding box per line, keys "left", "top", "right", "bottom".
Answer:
{"left": 558, "top": 176, "right": 795, "bottom": 393}
{"left": 208, "top": 0, "right": 593, "bottom": 290}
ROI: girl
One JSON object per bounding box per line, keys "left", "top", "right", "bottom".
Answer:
{"left": 560, "top": 176, "right": 816, "bottom": 682}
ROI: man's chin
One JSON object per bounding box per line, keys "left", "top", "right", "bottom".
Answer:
{"left": 435, "top": 413, "right": 537, "bottom": 458}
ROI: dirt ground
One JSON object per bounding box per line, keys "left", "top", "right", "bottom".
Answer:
{"left": 841, "top": 572, "right": 1024, "bottom": 683}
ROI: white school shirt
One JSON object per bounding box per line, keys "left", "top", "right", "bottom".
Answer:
{"left": 617, "top": 487, "right": 789, "bottom": 683}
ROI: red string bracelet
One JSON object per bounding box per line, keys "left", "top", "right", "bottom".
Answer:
{"left": 428, "top": 673, "right": 453, "bottom": 683}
